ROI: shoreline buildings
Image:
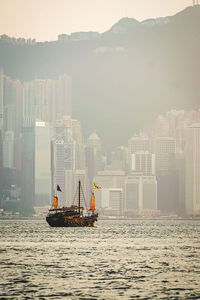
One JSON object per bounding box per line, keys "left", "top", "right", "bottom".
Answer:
{"left": 0, "top": 68, "right": 200, "bottom": 217}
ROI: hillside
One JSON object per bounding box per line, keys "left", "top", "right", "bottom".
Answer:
{"left": 0, "top": 5, "right": 200, "bottom": 149}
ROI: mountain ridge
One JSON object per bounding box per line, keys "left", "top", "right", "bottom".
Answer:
{"left": 0, "top": 5, "right": 200, "bottom": 149}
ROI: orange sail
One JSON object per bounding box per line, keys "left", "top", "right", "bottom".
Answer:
{"left": 90, "top": 192, "right": 95, "bottom": 211}
{"left": 54, "top": 196, "right": 58, "bottom": 209}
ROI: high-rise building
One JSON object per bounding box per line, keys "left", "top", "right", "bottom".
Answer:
{"left": 125, "top": 176, "right": 141, "bottom": 213}
{"left": 174, "top": 152, "right": 186, "bottom": 214}
{"left": 150, "top": 110, "right": 200, "bottom": 152}
{"left": 85, "top": 132, "right": 104, "bottom": 185}
{"left": 185, "top": 123, "right": 200, "bottom": 215}
{"left": 23, "top": 79, "right": 48, "bottom": 122}
{"left": 0, "top": 68, "right": 3, "bottom": 169}
{"left": 54, "top": 139, "right": 65, "bottom": 205}
{"left": 23, "top": 74, "right": 72, "bottom": 124}
{"left": 53, "top": 116, "right": 86, "bottom": 205}
{"left": 156, "top": 170, "right": 179, "bottom": 214}
{"left": 14, "top": 80, "right": 23, "bottom": 170}
{"left": 21, "top": 118, "right": 51, "bottom": 207}
{"left": 111, "top": 146, "right": 128, "bottom": 172}
{"left": 21, "top": 117, "right": 35, "bottom": 208}
{"left": 95, "top": 188, "right": 123, "bottom": 216}
{"left": 128, "top": 136, "right": 152, "bottom": 173}
{"left": 143, "top": 176, "right": 157, "bottom": 210}
{"left": 35, "top": 120, "right": 51, "bottom": 206}
{"left": 56, "top": 74, "right": 72, "bottom": 120}
{"left": 3, "top": 131, "right": 14, "bottom": 168}
{"left": 124, "top": 175, "right": 158, "bottom": 216}
{"left": 3, "top": 76, "right": 23, "bottom": 170}
{"left": 71, "top": 119, "right": 86, "bottom": 170}
{"left": 131, "top": 151, "right": 155, "bottom": 175}
{"left": 155, "top": 137, "right": 176, "bottom": 172}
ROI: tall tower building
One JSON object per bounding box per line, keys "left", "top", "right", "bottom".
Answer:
{"left": 155, "top": 137, "right": 176, "bottom": 172}
{"left": 72, "top": 119, "right": 86, "bottom": 170}
{"left": 111, "top": 146, "right": 128, "bottom": 172}
{"left": 23, "top": 74, "right": 72, "bottom": 124}
{"left": 23, "top": 79, "right": 48, "bottom": 122}
{"left": 21, "top": 117, "right": 35, "bottom": 208}
{"left": 95, "top": 188, "right": 123, "bottom": 216}
{"left": 54, "top": 139, "right": 65, "bottom": 204}
{"left": 3, "top": 131, "right": 14, "bottom": 168}
{"left": 131, "top": 151, "right": 155, "bottom": 175}
{"left": 53, "top": 116, "right": 82, "bottom": 205}
{"left": 14, "top": 80, "right": 23, "bottom": 170}
{"left": 21, "top": 118, "right": 51, "bottom": 208}
{"left": 3, "top": 76, "right": 23, "bottom": 170}
{"left": 35, "top": 120, "right": 51, "bottom": 206}
{"left": 128, "top": 136, "right": 152, "bottom": 173}
{"left": 124, "top": 175, "right": 157, "bottom": 216}
{"left": 56, "top": 74, "right": 72, "bottom": 120}
{"left": 0, "top": 68, "right": 3, "bottom": 169}
{"left": 185, "top": 123, "right": 200, "bottom": 215}
{"left": 85, "top": 132, "right": 103, "bottom": 186}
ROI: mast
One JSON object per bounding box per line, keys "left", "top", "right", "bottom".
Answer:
{"left": 78, "top": 180, "right": 81, "bottom": 213}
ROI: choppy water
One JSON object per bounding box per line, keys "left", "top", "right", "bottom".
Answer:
{"left": 0, "top": 220, "right": 200, "bottom": 299}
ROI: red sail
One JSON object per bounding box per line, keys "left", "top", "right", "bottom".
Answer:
{"left": 54, "top": 196, "right": 58, "bottom": 209}
{"left": 90, "top": 192, "right": 95, "bottom": 211}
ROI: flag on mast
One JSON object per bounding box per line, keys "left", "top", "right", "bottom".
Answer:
{"left": 93, "top": 182, "right": 101, "bottom": 189}
{"left": 57, "top": 185, "right": 62, "bottom": 192}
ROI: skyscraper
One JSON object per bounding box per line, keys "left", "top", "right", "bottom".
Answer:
{"left": 3, "top": 76, "right": 23, "bottom": 170}
{"left": 23, "top": 74, "right": 72, "bottom": 124}
{"left": 124, "top": 175, "right": 158, "bottom": 216}
{"left": 3, "top": 131, "right": 14, "bottom": 168}
{"left": 155, "top": 137, "right": 176, "bottom": 172}
{"left": 111, "top": 146, "right": 128, "bottom": 172}
{"left": 185, "top": 123, "right": 200, "bottom": 215}
{"left": 128, "top": 136, "right": 152, "bottom": 173}
{"left": 35, "top": 120, "right": 51, "bottom": 206}
{"left": 95, "top": 188, "right": 123, "bottom": 216}
{"left": 21, "top": 118, "right": 51, "bottom": 208}
{"left": 21, "top": 117, "right": 35, "bottom": 208}
{"left": 53, "top": 116, "right": 85, "bottom": 205}
{"left": 0, "top": 68, "right": 3, "bottom": 169}
{"left": 85, "top": 131, "right": 103, "bottom": 185}
{"left": 131, "top": 151, "right": 155, "bottom": 175}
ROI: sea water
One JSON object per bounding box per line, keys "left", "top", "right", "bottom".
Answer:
{"left": 0, "top": 219, "right": 200, "bottom": 299}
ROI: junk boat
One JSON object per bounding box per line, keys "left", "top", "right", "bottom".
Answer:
{"left": 46, "top": 181, "right": 98, "bottom": 227}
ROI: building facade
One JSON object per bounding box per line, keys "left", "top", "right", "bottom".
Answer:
{"left": 124, "top": 175, "right": 158, "bottom": 216}
{"left": 185, "top": 123, "right": 200, "bottom": 215}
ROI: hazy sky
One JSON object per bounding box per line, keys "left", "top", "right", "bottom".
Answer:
{"left": 0, "top": 0, "right": 191, "bottom": 41}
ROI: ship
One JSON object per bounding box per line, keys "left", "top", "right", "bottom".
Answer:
{"left": 46, "top": 181, "right": 98, "bottom": 227}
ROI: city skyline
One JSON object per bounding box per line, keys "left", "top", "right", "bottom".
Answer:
{"left": 0, "top": 0, "right": 193, "bottom": 41}
{"left": 1, "top": 67, "right": 200, "bottom": 216}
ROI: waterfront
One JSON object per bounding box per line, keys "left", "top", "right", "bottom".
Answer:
{"left": 0, "top": 220, "right": 200, "bottom": 299}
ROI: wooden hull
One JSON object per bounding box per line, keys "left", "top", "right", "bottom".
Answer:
{"left": 46, "top": 214, "right": 98, "bottom": 227}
